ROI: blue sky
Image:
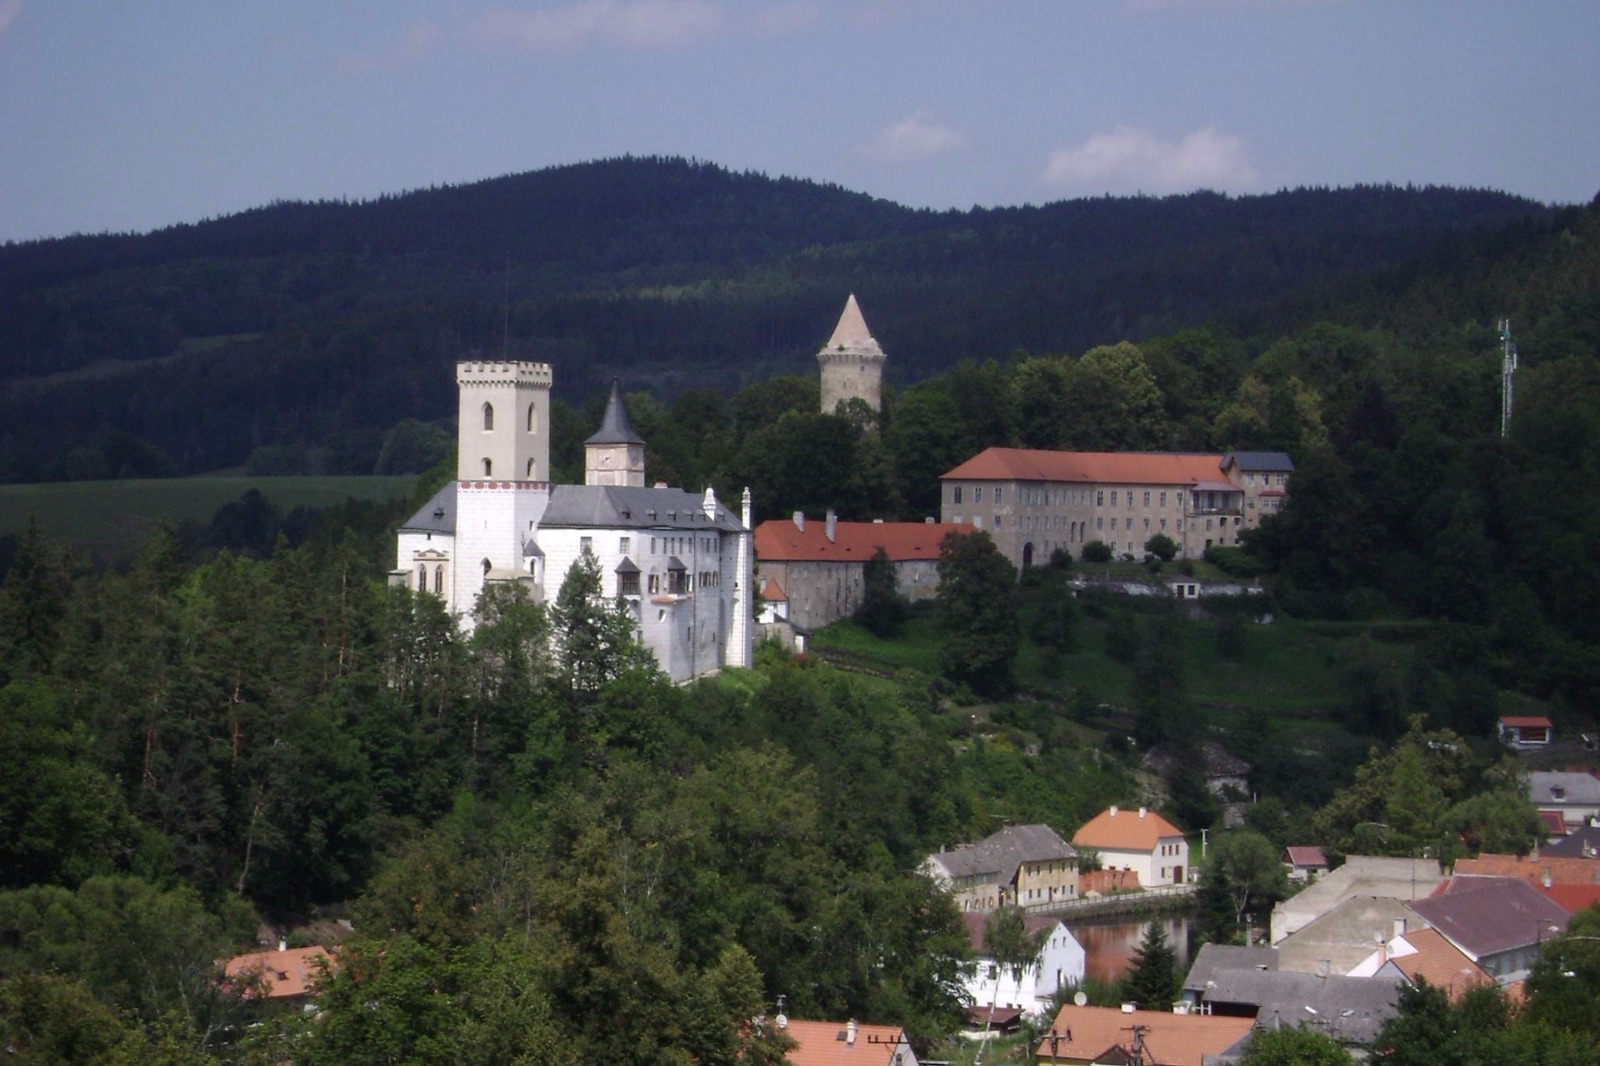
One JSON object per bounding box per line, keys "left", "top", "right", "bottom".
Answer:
{"left": 1, "top": 1, "right": 1596, "bottom": 242}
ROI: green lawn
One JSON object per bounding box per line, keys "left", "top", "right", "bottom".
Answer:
{"left": 0, "top": 475, "right": 418, "bottom": 554}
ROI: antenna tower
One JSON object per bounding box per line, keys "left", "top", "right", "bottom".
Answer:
{"left": 503, "top": 252, "right": 512, "bottom": 360}
{"left": 1499, "top": 318, "right": 1517, "bottom": 438}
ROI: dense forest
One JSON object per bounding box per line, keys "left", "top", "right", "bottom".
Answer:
{"left": 0, "top": 156, "right": 1557, "bottom": 482}
{"left": 2, "top": 162, "right": 1599, "bottom": 1061}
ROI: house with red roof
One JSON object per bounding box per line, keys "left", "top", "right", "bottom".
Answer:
{"left": 1035, "top": 1004, "right": 1253, "bottom": 1066}
{"left": 1499, "top": 715, "right": 1553, "bottom": 748}
{"left": 1283, "top": 846, "right": 1330, "bottom": 883}
{"left": 1073, "top": 806, "right": 1190, "bottom": 887}
{"left": 222, "top": 943, "right": 334, "bottom": 1007}
{"left": 939, "top": 447, "right": 1291, "bottom": 570}
{"left": 1407, "top": 876, "right": 1571, "bottom": 983}
{"left": 781, "top": 1019, "right": 918, "bottom": 1066}
{"left": 753, "top": 510, "right": 976, "bottom": 630}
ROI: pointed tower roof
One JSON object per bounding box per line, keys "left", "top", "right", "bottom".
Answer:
{"left": 585, "top": 378, "right": 645, "bottom": 445}
{"left": 824, "top": 294, "right": 882, "bottom": 353}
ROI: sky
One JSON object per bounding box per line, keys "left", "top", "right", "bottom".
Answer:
{"left": 1, "top": 0, "right": 1597, "bottom": 243}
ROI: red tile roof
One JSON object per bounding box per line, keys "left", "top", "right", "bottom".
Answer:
{"left": 222, "top": 945, "right": 334, "bottom": 999}
{"left": 754, "top": 518, "right": 975, "bottom": 563}
{"left": 760, "top": 577, "right": 788, "bottom": 602}
{"left": 1284, "top": 846, "right": 1328, "bottom": 868}
{"left": 1540, "top": 811, "right": 1569, "bottom": 836}
{"left": 1501, "top": 716, "right": 1554, "bottom": 729}
{"left": 1073, "top": 807, "right": 1186, "bottom": 851}
{"left": 1390, "top": 928, "right": 1495, "bottom": 1001}
{"left": 943, "top": 448, "right": 1229, "bottom": 487}
{"left": 1410, "top": 876, "right": 1571, "bottom": 958}
{"left": 1035, "top": 1005, "right": 1253, "bottom": 1066}
{"left": 782, "top": 1020, "right": 907, "bottom": 1066}
{"left": 1541, "top": 884, "right": 1600, "bottom": 915}
{"left": 1451, "top": 853, "right": 1600, "bottom": 886}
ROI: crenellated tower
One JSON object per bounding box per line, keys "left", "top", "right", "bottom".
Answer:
{"left": 816, "top": 294, "right": 886, "bottom": 416}
{"left": 456, "top": 360, "right": 552, "bottom": 483}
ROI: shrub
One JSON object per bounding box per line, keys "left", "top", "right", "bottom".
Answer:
{"left": 1082, "top": 540, "right": 1112, "bottom": 563}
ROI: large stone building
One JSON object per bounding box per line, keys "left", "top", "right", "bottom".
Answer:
{"left": 393, "top": 369, "right": 753, "bottom": 682}
{"left": 922, "top": 823, "right": 1080, "bottom": 912}
{"left": 939, "top": 448, "right": 1292, "bottom": 568}
{"left": 752, "top": 511, "right": 975, "bottom": 631}
{"left": 817, "top": 294, "right": 886, "bottom": 416}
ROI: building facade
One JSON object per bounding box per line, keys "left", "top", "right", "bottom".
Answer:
{"left": 922, "top": 823, "right": 1079, "bottom": 912}
{"left": 1071, "top": 806, "right": 1190, "bottom": 887}
{"left": 939, "top": 448, "right": 1292, "bottom": 569}
{"left": 394, "top": 370, "right": 753, "bottom": 682}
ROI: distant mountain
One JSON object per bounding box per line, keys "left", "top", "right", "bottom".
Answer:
{"left": 0, "top": 155, "right": 1554, "bottom": 481}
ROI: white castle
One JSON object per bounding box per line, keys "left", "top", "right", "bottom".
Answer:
{"left": 393, "top": 364, "right": 753, "bottom": 682}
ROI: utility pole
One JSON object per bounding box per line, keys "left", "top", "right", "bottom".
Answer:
{"left": 1499, "top": 318, "right": 1518, "bottom": 438}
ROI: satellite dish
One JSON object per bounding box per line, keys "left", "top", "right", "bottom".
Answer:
{"left": 1074, "top": 991, "right": 1089, "bottom": 1007}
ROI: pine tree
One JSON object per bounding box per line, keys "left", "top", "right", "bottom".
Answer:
{"left": 1121, "top": 923, "right": 1180, "bottom": 1010}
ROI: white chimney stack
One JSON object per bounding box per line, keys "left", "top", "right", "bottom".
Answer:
{"left": 793, "top": 511, "right": 805, "bottom": 532}
{"left": 846, "top": 1020, "right": 857, "bottom": 1045}
{"left": 825, "top": 509, "right": 837, "bottom": 543}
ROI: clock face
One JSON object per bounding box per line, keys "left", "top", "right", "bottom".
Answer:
{"left": 600, "top": 452, "right": 614, "bottom": 467}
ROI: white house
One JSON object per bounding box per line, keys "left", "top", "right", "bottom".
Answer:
{"left": 961, "top": 911, "right": 1085, "bottom": 1021}
{"left": 393, "top": 367, "right": 753, "bottom": 683}
{"left": 1071, "top": 806, "right": 1190, "bottom": 887}
{"left": 922, "top": 824, "right": 1079, "bottom": 912}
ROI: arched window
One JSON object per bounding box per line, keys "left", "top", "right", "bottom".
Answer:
{"left": 483, "top": 458, "right": 493, "bottom": 477}
{"left": 527, "top": 403, "right": 537, "bottom": 433}
{"left": 481, "top": 558, "right": 492, "bottom": 576}
{"left": 483, "top": 403, "right": 494, "bottom": 431}
{"left": 526, "top": 458, "right": 535, "bottom": 479}
{"left": 416, "top": 564, "right": 426, "bottom": 589}
{"left": 434, "top": 565, "right": 444, "bottom": 594}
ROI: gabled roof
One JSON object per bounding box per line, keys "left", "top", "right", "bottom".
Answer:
{"left": 541, "top": 485, "right": 744, "bottom": 531}
{"left": 926, "top": 824, "right": 1076, "bottom": 888}
{"left": 584, "top": 378, "right": 645, "bottom": 445}
{"left": 1529, "top": 771, "right": 1600, "bottom": 806}
{"left": 1276, "top": 895, "right": 1421, "bottom": 977}
{"left": 1451, "top": 853, "right": 1600, "bottom": 886}
{"left": 1408, "top": 876, "right": 1570, "bottom": 959}
{"left": 1221, "top": 451, "right": 1295, "bottom": 473}
{"left": 1541, "top": 825, "right": 1600, "bottom": 858}
{"left": 961, "top": 910, "right": 1066, "bottom": 957}
{"left": 1284, "top": 846, "right": 1329, "bottom": 868}
{"left": 1035, "top": 1005, "right": 1254, "bottom": 1066}
{"left": 1201, "top": 968, "right": 1399, "bottom": 1047}
{"left": 759, "top": 577, "right": 788, "bottom": 602}
{"left": 783, "top": 1019, "right": 907, "bottom": 1066}
{"left": 222, "top": 946, "right": 334, "bottom": 1000}
{"left": 942, "top": 448, "right": 1228, "bottom": 487}
{"left": 1539, "top": 811, "right": 1569, "bottom": 836}
{"left": 1073, "top": 807, "right": 1185, "bottom": 852}
{"left": 822, "top": 294, "right": 883, "bottom": 355}
{"left": 754, "top": 518, "right": 975, "bottom": 563}
{"left": 1388, "top": 927, "right": 1496, "bottom": 1000}
{"left": 1500, "top": 715, "right": 1554, "bottom": 729}
{"left": 1183, "top": 944, "right": 1279, "bottom": 994}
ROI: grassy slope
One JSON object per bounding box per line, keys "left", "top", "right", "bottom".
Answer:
{"left": 0, "top": 475, "right": 418, "bottom": 553}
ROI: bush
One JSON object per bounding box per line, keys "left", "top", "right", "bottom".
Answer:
{"left": 1082, "top": 540, "right": 1112, "bottom": 563}
{"left": 1203, "top": 545, "right": 1269, "bottom": 577}
{"left": 1145, "top": 533, "right": 1178, "bottom": 561}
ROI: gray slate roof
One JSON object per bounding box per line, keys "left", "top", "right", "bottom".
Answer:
{"left": 399, "top": 482, "right": 456, "bottom": 534}
{"left": 1222, "top": 451, "right": 1295, "bottom": 473}
{"left": 1408, "top": 876, "right": 1570, "bottom": 959}
{"left": 1183, "top": 944, "right": 1279, "bottom": 994}
{"left": 542, "top": 485, "right": 745, "bottom": 531}
{"left": 1203, "top": 969, "right": 1400, "bottom": 1047}
{"left": 584, "top": 379, "right": 645, "bottom": 445}
{"left": 1529, "top": 771, "right": 1600, "bottom": 806}
{"left": 1541, "top": 825, "right": 1600, "bottom": 858}
{"left": 928, "top": 824, "right": 1076, "bottom": 889}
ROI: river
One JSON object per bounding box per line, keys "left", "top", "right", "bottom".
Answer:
{"left": 1064, "top": 913, "right": 1196, "bottom": 986}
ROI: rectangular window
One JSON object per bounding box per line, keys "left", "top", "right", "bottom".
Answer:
{"left": 1096, "top": 490, "right": 1104, "bottom": 506}
{"left": 1143, "top": 491, "right": 1151, "bottom": 506}
{"left": 1096, "top": 517, "right": 1103, "bottom": 530}
{"left": 580, "top": 536, "right": 593, "bottom": 552}
{"left": 973, "top": 516, "right": 983, "bottom": 528}
{"left": 953, "top": 486, "right": 962, "bottom": 504}
{"left": 619, "top": 571, "right": 640, "bottom": 596}
{"left": 1144, "top": 518, "right": 1151, "bottom": 530}
{"left": 1111, "top": 518, "right": 1117, "bottom": 531}
{"left": 650, "top": 537, "right": 657, "bottom": 554}
{"left": 1160, "top": 491, "right": 1167, "bottom": 507}
{"left": 620, "top": 536, "right": 631, "bottom": 555}
{"left": 648, "top": 574, "right": 660, "bottom": 594}
{"left": 974, "top": 486, "right": 983, "bottom": 503}
{"left": 994, "top": 515, "right": 1002, "bottom": 529}
{"left": 1161, "top": 518, "right": 1168, "bottom": 531}
{"left": 995, "top": 486, "right": 1003, "bottom": 504}
{"left": 1110, "top": 491, "right": 1117, "bottom": 506}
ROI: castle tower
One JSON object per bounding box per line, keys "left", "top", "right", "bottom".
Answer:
{"left": 456, "top": 360, "right": 552, "bottom": 483}
{"left": 584, "top": 378, "right": 646, "bottom": 487}
{"left": 816, "top": 294, "right": 886, "bottom": 416}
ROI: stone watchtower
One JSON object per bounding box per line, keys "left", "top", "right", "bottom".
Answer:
{"left": 456, "top": 360, "right": 552, "bottom": 483}
{"left": 584, "top": 378, "right": 646, "bottom": 487}
{"left": 816, "top": 294, "right": 886, "bottom": 416}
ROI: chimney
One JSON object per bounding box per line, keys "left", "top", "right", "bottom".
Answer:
{"left": 1393, "top": 917, "right": 1406, "bottom": 938}
{"left": 1110, "top": 805, "right": 1119, "bottom": 817}
{"left": 1139, "top": 807, "right": 1148, "bottom": 819}
{"left": 793, "top": 511, "right": 805, "bottom": 532}
{"left": 847, "top": 1020, "right": 857, "bottom": 1045}
{"left": 278, "top": 937, "right": 287, "bottom": 953}
{"left": 826, "top": 509, "right": 837, "bottom": 543}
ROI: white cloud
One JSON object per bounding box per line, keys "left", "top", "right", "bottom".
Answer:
{"left": 859, "top": 111, "right": 968, "bottom": 164}
{"left": 469, "top": 0, "right": 727, "bottom": 53}
{"left": 337, "top": 21, "right": 443, "bottom": 74}
{"left": 0, "top": 0, "right": 24, "bottom": 40}
{"left": 1042, "top": 126, "right": 1261, "bottom": 194}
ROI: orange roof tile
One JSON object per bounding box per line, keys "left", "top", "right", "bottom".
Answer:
{"left": 1451, "top": 853, "right": 1600, "bottom": 886}
{"left": 754, "top": 518, "right": 976, "bottom": 563}
{"left": 222, "top": 945, "right": 334, "bottom": 999}
{"left": 1390, "top": 928, "right": 1495, "bottom": 1001}
{"left": 1035, "top": 1005, "right": 1253, "bottom": 1066}
{"left": 1073, "top": 807, "right": 1186, "bottom": 851}
{"left": 1542, "top": 884, "right": 1600, "bottom": 914}
{"left": 1501, "top": 716, "right": 1554, "bottom": 729}
{"left": 760, "top": 577, "right": 788, "bottom": 602}
{"left": 942, "top": 448, "right": 1229, "bottom": 487}
{"left": 782, "top": 1020, "right": 907, "bottom": 1066}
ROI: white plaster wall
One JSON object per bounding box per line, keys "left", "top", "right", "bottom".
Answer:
{"left": 965, "top": 925, "right": 1086, "bottom": 1018}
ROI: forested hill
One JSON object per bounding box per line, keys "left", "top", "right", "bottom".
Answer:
{"left": 0, "top": 155, "right": 1553, "bottom": 481}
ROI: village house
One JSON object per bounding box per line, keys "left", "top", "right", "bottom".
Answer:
{"left": 752, "top": 511, "right": 975, "bottom": 631}
{"left": 1270, "top": 855, "right": 1443, "bottom": 946}
{"left": 1034, "top": 1004, "right": 1254, "bottom": 1066}
{"left": 1349, "top": 926, "right": 1498, "bottom": 1002}
{"left": 921, "top": 824, "right": 1079, "bottom": 912}
{"left": 1283, "top": 846, "right": 1330, "bottom": 883}
{"left": 939, "top": 448, "right": 1292, "bottom": 570}
{"left": 1192, "top": 967, "right": 1399, "bottom": 1050}
{"left": 1181, "top": 944, "right": 1278, "bottom": 1009}
{"left": 783, "top": 1018, "right": 918, "bottom": 1066}
{"left": 1072, "top": 806, "right": 1190, "bottom": 887}
{"left": 1407, "top": 875, "right": 1571, "bottom": 984}
{"left": 961, "top": 911, "right": 1086, "bottom": 1020}
{"left": 1528, "top": 770, "right": 1600, "bottom": 829}
{"left": 222, "top": 942, "right": 334, "bottom": 1009}
{"left": 393, "top": 372, "right": 753, "bottom": 683}
{"left": 1499, "top": 714, "right": 1554, "bottom": 749}
{"left": 1276, "top": 897, "right": 1422, "bottom": 978}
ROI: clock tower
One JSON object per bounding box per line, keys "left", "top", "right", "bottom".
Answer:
{"left": 584, "top": 378, "right": 646, "bottom": 487}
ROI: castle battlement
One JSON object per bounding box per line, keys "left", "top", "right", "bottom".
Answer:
{"left": 455, "top": 361, "right": 553, "bottom": 387}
